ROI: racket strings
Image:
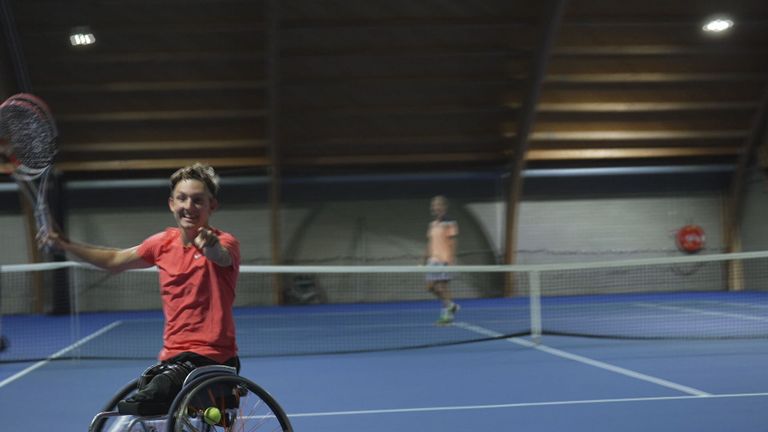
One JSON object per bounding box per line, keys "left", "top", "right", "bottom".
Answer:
{"left": 0, "top": 99, "right": 58, "bottom": 171}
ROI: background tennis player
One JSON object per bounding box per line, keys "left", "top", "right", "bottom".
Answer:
{"left": 423, "top": 195, "right": 459, "bottom": 325}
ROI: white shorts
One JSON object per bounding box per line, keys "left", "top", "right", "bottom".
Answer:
{"left": 426, "top": 258, "right": 452, "bottom": 282}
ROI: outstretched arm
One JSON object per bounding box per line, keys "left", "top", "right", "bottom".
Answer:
{"left": 43, "top": 231, "right": 150, "bottom": 273}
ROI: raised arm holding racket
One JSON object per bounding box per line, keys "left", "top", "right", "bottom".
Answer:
{"left": 0, "top": 93, "right": 58, "bottom": 252}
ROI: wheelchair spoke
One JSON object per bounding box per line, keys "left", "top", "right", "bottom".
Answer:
{"left": 169, "top": 375, "right": 292, "bottom": 432}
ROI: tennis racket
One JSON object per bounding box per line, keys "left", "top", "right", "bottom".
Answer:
{"left": 0, "top": 93, "right": 58, "bottom": 251}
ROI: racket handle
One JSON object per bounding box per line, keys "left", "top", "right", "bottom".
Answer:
{"left": 33, "top": 203, "right": 52, "bottom": 253}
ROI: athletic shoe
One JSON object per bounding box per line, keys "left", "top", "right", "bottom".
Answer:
{"left": 449, "top": 303, "right": 460, "bottom": 315}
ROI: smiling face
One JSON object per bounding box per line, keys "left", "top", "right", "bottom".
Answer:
{"left": 168, "top": 178, "right": 217, "bottom": 241}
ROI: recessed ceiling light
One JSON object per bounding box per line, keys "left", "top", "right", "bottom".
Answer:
{"left": 69, "top": 26, "right": 96, "bottom": 47}
{"left": 702, "top": 16, "right": 734, "bottom": 33}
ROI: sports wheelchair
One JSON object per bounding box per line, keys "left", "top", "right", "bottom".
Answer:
{"left": 88, "top": 365, "right": 293, "bottom": 432}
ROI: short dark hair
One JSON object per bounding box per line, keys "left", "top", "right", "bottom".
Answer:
{"left": 170, "top": 163, "right": 220, "bottom": 198}
{"left": 431, "top": 195, "right": 448, "bottom": 206}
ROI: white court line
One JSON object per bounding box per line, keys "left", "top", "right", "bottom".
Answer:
{"left": 0, "top": 321, "right": 123, "bottom": 389}
{"left": 454, "top": 322, "right": 711, "bottom": 397}
{"left": 287, "top": 392, "right": 768, "bottom": 418}
{"left": 636, "top": 303, "right": 768, "bottom": 323}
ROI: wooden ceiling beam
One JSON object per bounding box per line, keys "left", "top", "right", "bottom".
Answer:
{"left": 40, "top": 51, "right": 265, "bottom": 63}
{"left": 281, "top": 47, "right": 528, "bottom": 58}
{"left": 35, "top": 80, "right": 267, "bottom": 93}
{"left": 527, "top": 146, "right": 739, "bottom": 160}
{"left": 62, "top": 139, "right": 267, "bottom": 152}
{"left": 289, "top": 130, "right": 744, "bottom": 148}
{"left": 284, "top": 147, "right": 739, "bottom": 166}
{"left": 553, "top": 46, "right": 765, "bottom": 56}
{"left": 282, "top": 17, "right": 536, "bottom": 30}
{"left": 57, "top": 109, "right": 267, "bottom": 122}
{"left": 536, "top": 102, "right": 758, "bottom": 112}
{"left": 529, "top": 130, "right": 746, "bottom": 141}
{"left": 504, "top": 0, "right": 568, "bottom": 279}
{"left": 20, "top": 22, "right": 265, "bottom": 35}
{"left": 284, "top": 153, "right": 502, "bottom": 165}
{"left": 52, "top": 103, "right": 752, "bottom": 121}
{"left": 291, "top": 134, "right": 503, "bottom": 147}
{"left": 547, "top": 73, "right": 766, "bottom": 83}
{"left": 281, "top": 75, "right": 526, "bottom": 86}
{"left": 55, "top": 157, "right": 269, "bottom": 172}
{"left": 287, "top": 104, "right": 512, "bottom": 116}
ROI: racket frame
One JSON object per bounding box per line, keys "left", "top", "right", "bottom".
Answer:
{"left": 0, "top": 93, "right": 58, "bottom": 250}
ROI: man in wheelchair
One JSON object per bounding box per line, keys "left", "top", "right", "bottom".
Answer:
{"left": 45, "top": 164, "right": 242, "bottom": 417}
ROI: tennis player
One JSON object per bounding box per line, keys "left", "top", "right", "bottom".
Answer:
{"left": 423, "top": 195, "right": 460, "bottom": 325}
{"left": 43, "top": 163, "right": 240, "bottom": 416}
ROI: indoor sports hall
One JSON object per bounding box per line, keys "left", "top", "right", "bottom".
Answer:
{"left": 1, "top": 1, "right": 768, "bottom": 432}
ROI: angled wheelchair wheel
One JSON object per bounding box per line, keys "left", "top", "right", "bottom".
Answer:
{"left": 166, "top": 375, "right": 293, "bottom": 432}
{"left": 102, "top": 379, "right": 140, "bottom": 412}
{"left": 89, "top": 379, "right": 140, "bottom": 432}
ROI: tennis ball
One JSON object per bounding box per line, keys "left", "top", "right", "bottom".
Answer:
{"left": 203, "top": 406, "right": 222, "bottom": 425}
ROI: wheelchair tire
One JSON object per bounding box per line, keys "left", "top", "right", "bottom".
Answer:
{"left": 101, "top": 378, "right": 140, "bottom": 412}
{"left": 166, "top": 374, "right": 293, "bottom": 432}
{"left": 90, "top": 378, "right": 139, "bottom": 432}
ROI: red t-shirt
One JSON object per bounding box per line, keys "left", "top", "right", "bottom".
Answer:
{"left": 137, "top": 227, "right": 240, "bottom": 363}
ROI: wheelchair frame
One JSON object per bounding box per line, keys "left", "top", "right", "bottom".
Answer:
{"left": 88, "top": 365, "right": 293, "bottom": 432}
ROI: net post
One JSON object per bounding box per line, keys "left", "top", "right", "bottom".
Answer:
{"left": 529, "top": 269, "right": 542, "bottom": 345}
{"left": 727, "top": 259, "right": 745, "bottom": 291}
{"left": 725, "top": 234, "right": 744, "bottom": 291}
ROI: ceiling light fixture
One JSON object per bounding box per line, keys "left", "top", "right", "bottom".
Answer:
{"left": 69, "top": 26, "right": 96, "bottom": 46}
{"left": 702, "top": 16, "right": 734, "bottom": 33}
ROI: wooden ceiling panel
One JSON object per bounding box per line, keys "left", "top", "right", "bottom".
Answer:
{"left": 284, "top": 111, "right": 508, "bottom": 142}
{"left": 43, "top": 88, "right": 266, "bottom": 116}
{"left": 20, "top": 29, "right": 264, "bottom": 57}
{"left": 281, "top": 24, "right": 536, "bottom": 55}
{"left": 539, "top": 82, "right": 764, "bottom": 105}
{"left": 280, "top": 0, "right": 546, "bottom": 22}
{"left": 558, "top": 20, "right": 768, "bottom": 46}
{"left": 1, "top": 0, "right": 766, "bottom": 175}
{"left": 282, "top": 82, "right": 518, "bottom": 111}
{"left": 548, "top": 55, "right": 768, "bottom": 76}
{"left": 280, "top": 54, "right": 522, "bottom": 82}
{"left": 12, "top": 0, "right": 266, "bottom": 30}
{"left": 565, "top": 0, "right": 768, "bottom": 19}
{"left": 535, "top": 111, "right": 754, "bottom": 131}
{"left": 58, "top": 118, "right": 264, "bottom": 144}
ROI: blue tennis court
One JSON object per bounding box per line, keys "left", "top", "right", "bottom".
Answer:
{"left": 2, "top": 291, "right": 767, "bottom": 432}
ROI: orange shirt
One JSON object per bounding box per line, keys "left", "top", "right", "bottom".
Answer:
{"left": 137, "top": 227, "right": 240, "bottom": 363}
{"left": 427, "top": 219, "right": 458, "bottom": 263}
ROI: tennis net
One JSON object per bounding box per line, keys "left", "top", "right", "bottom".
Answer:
{"left": 1, "top": 250, "right": 767, "bottom": 363}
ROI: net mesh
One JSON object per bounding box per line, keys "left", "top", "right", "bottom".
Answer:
{"left": 1, "top": 251, "right": 767, "bottom": 363}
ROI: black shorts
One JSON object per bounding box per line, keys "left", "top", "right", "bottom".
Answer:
{"left": 166, "top": 352, "right": 241, "bottom": 374}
